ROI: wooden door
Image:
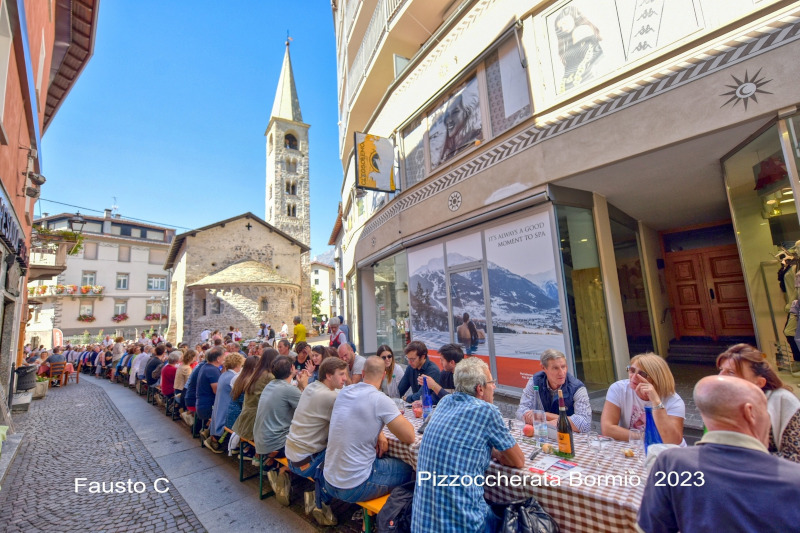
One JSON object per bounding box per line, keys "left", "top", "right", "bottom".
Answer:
{"left": 702, "top": 247, "right": 755, "bottom": 338}
{"left": 665, "top": 245, "right": 754, "bottom": 340}
{"left": 665, "top": 253, "right": 715, "bottom": 339}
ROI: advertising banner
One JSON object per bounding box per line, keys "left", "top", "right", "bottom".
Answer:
{"left": 354, "top": 132, "right": 396, "bottom": 192}
{"left": 53, "top": 328, "right": 63, "bottom": 348}
{"left": 483, "top": 212, "right": 565, "bottom": 388}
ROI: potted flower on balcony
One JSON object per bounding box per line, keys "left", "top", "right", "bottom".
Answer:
{"left": 65, "top": 285, "right": 77, "bottom": 295}
{"left": 54, "top": 284, "right": 65, "bottom": 295}
{"left": 27, "top": 287, "right": 34, "bottom": 296}
{"left": 112, "top": 312, "right": 128, "bottom": 323}
{"left": 80, "top": 285, "right": 92, "bottom": 295}
{"left": 92, "top": 285, "right": 104, "bottom": 295}
{"left": 35, "top": 285, "right": 47, "bottom": 295}
{"left": 77, "top": 314, "right": 96, "bottom": 322}
{"left": 144, "top": 313, "right": 165, "bottom": 321}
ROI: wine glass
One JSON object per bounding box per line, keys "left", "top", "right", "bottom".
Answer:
{"left": 629, "top": 429, "right": 644, "bottom": 462}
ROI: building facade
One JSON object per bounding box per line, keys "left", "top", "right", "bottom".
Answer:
{"left": 332, "top": 0, "right": 800, "bottom": 395}
{"left": 0, "top": 0, "right": 98, "bottom": 426}
{"left": 311, "top": 261, "right": 335, "bottom": 319}
{"left": 26, "top": 211, "right": 174, "bottom": 346}
{"left": 163, "top": 213, "right": 310, "bottom": 344}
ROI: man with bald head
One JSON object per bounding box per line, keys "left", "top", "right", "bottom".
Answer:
{"left": 318, "top": 356, "right": 415, "bottom": 523}
{"left": 638, "top": 376, "right": 800, "bottom": 533}
{"left": 337, "top": 343, "right": 366, "bottom": 385}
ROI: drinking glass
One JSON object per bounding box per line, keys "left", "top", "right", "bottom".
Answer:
{"left": 597, "top": 436, "right": 613, "bottom": 461}
{"left": 511, "top": 419, "right": 524, "bottom": 441}
{"left": 393, "top": 398, "right": 405, "bottom": 414}
{"left": 629, "top": 429, "right": 644, "bottom": 462}
{"left": 587, "top": 431, "right": 600, "bottom": 465}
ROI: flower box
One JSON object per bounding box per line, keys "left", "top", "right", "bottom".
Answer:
{"left": 65, "top": 285, "right": 77, "bottom": 295}
{"left": 35, "top": 286, "right": 47, "bottom": 295}
{"left": 80, "top": 285, "right": 92, "bottom": 294}
{"left": 144, "top": 313, "right": 167, "bottom": 321}
{"left": 77, "top": 314, "right": 96, "bottom": 322}
{"left": 112, "top": 313, "right": 129, "bottom": 323}
{"left": 92, "top": 285, "right": 104, "bottom": 295}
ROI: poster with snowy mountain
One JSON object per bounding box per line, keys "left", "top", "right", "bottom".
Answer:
{"left": 407, "top": 211, "right": 565, "bottom": 388}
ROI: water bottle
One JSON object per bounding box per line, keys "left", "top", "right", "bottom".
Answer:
{"left": 644, "top": 405, "right": 663, "bottom": 455}
{"left": 421, "top": 377, "right": 433, "bottom": 419}
{"left": 532, "top": 386, "right": 548, "bottom": 444}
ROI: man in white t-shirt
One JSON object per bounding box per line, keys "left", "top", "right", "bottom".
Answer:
{"left": 337, "top": 343, "right": 365, "bottom": 385}
{"left": 280, "top": 321, "right": 289, "bottom": 340}
{"left": 321, "top": 357, "right": 415, "bottom": 512}
{"left": 285, "top": 357, "right": 349, "bottom": 525}
{"left": 200, "top": 328, "right": 211, "bottom": 343}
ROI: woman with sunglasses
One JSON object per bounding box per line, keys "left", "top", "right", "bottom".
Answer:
{"left": 717, "top": 344, "right": 800, "bottom": 462}
{"left": 601, "top": 353, "right": 685, "bottom": 445}
{"left": 377, "top": 344, "right": 405, "bottom": 398}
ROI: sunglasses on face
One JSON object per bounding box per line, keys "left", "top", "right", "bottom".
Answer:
{"left": 626, "top": 366, "right": 650, "bottom": 381}
{"left": 380, "top": 355, "right": 393, "bottom": 360}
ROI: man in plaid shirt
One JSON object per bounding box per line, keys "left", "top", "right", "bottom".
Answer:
{"left": 412, "top": 357, "right": 524, "bottom": 532}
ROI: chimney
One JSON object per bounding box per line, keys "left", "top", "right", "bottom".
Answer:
{"left": 104, "top": 209, "right": 112, "bottom": 219}
{"left": 114, "top": 214, "right": 121, "bottom": 219}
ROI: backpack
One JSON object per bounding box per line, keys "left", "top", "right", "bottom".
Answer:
{"left": 377, "top": 480, "right": 415, "bottom": 533}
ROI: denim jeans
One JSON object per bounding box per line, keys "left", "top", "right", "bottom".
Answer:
{"left": 288, "top": 449, "right": 326, "bottom": 479}
{"left": 321, "top": 457, "right": 413, "bottom": 504}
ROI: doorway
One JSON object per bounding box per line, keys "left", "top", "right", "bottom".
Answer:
{"left": 664, "top": 240, "right": 755, "bottom": 341}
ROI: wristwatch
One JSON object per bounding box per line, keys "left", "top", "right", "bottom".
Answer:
{"left": 652, "top": 402, "right": 665, "bottom": 410}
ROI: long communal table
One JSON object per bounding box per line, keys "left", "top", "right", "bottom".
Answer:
{"left": 383, "top": 410, "right": 646, "bottom": 532}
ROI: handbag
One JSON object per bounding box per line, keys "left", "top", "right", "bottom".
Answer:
{"left": 496, "top": 498, "right": 559, "bottom": 533}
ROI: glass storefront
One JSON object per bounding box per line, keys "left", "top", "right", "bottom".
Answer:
{"left": 554, "top": 205, "right": 615, "bottom": 391}
{"left": 373, "top": 252, "right": 410, "bottom": 358}
{"left": 724, "top": 117, "right": 800, "bottom": 369}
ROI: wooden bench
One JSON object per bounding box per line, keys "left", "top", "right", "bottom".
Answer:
{"left": 224, "top": 428, "right": 272, "bottom": 500}
{"left": 275, "top": 455, "right": 389, "bottom": 530}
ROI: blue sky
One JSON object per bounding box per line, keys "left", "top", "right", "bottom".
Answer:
{"left": 40, "top": 1, "right": 340, "bottom": 257}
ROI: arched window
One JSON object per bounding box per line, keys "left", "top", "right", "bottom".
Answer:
{"left": 284, "top": 134, "right": 298, "bottom": 150}
{"left": 285, "top": 181, "right": 291, "bottom": 194}
{"left": 290, "top": 182, "right": 297, "bottom": 195}
{"left": 292, "top": 205, "right": 297, "bottom": 217}
{"left": 287, "top": 158, "right": 297, "bottom": 173}
{"left": 260, "top": 298, "right": 269, "bottom": 312}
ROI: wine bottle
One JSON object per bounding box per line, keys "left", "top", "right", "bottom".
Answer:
{"left": 556, "top": 389, "right": 574, "bottom": 458}
{"left": 531, "top": 385, "right": 548, "bottom": 445}
{"left": 421, "top": 377, "right": 433, "bottom": 419}
{"left": 644, "top": 405, "right": 663, "bottom": 455}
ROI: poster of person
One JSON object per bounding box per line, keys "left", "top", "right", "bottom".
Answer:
{"left": 483, "top": 212, "right": 565, "bottom": 388}
{"left": 428, "top": 76, "right": 483, "bottom": 169}
{"left": 545, "top": 1, "right": 625, "bottom": 95}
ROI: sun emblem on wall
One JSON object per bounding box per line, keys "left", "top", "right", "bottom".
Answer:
{"left": 720, "top": 69, "right": 772, "bottom": 110}
{"left": 448, "top": 191, "right": 462, "bottom": 212}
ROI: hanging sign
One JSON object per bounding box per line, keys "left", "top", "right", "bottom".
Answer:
{"left": 354, "top": 132, "right": 396, "bottom": 193}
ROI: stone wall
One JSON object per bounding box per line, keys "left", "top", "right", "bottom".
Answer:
{"left": 265, "top": 119, "right": 311, "bottom": 247}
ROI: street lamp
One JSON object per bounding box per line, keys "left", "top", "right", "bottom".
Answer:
{"left": 68, "top": 212, "right": 86, "bottom": 233}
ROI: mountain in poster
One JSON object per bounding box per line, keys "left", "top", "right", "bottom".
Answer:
{"left": 409, "top": 253, "right": 561, "bottom": 333}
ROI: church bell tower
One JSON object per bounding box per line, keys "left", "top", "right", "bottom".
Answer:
{"left": 265, "top": 39, "right": 310, "bottom": 247}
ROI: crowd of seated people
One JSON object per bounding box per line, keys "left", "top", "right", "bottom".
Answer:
{"left": 64, "top": 330, "right": 800, "bottom": 531}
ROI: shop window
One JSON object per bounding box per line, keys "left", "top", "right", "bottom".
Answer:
{"left": 373, "top": 251, "right": 410, "bottom": 356}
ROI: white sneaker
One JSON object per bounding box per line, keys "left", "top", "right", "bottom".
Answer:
{"left": 311, "top": 503, "right": 338, "bottom": 526}
{"left": 303, "top": 490, "right": 316, "bottom": 515}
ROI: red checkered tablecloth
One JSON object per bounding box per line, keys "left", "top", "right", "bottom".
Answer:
{"left": 384, "top": 411, "right": 645, "bottom": 533}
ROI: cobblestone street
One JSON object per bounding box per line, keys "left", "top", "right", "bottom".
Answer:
{"left": 0, "top": 380, "right": 205, "bottom": 533}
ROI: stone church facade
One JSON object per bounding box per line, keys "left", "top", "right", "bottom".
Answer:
{"left": 164, "top": 42, "right": 313, "bottom": 344}
{"left": 163, "top": 214, "right": 309, "bottom": 344}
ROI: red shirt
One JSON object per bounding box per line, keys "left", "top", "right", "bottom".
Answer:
{"left": 161, "top": 364, "right": 178, "bottom": 396}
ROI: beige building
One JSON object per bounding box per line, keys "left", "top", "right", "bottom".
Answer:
{"left": 311, "top": 261, "right": 336, "bottom": 318}
{"left": 333, "top": 0, "right": 800, "bottom": 394}
{"left": 26, "top": 211, "right": 174, "bottom": 346}
{"left": 164, "top": 213, "right": 310, "bottom": 344}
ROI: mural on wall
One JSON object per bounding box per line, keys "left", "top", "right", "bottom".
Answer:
{"left": 408, "top": 243, "right": 450, "bottom": 351}
{"left": 537, "top": 0, "right": 777, "bottom": 102}
{"left": 428, "top": 76, "right": 483, "bottom": 169}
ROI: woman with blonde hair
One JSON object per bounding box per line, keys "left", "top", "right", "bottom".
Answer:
{"left": 601, "top": 353, "right": 685, "bottom": 445}
{"left": 717, "top": 344, "right": 800, "bottom": 462}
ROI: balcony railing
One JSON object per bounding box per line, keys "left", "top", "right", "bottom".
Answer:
{"left": 345, "top": 0, "right": 407, "bottom": 107}
{"left": 28, "top": 285, "right": 105, "bottom": 298}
